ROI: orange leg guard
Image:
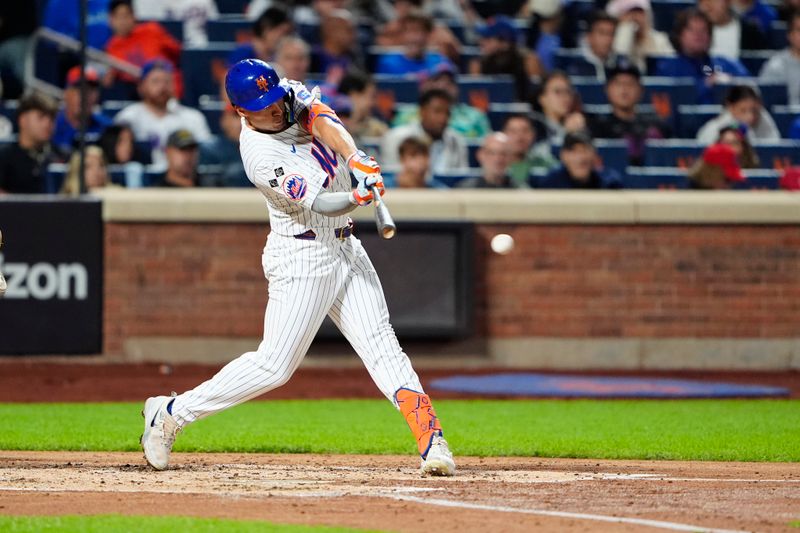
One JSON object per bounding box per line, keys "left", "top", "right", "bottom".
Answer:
{"left": 395, "top": 388, "right": 443, "bottom": 458}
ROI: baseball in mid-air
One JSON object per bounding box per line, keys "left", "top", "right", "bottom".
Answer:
{"left": 490, "top": 233, "right": 515, "bottom": 255}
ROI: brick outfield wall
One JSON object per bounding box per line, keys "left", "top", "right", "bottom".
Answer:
{"left": 103, "top": 223, "right": 800, "bottom": 354}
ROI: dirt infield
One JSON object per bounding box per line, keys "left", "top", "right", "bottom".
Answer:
{"left": 1, "top": 452, "right": 798, "bottom": 532}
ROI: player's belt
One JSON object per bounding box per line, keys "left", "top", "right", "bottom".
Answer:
{"left": 294, "top": 222, "right": 354, "bottom": 241}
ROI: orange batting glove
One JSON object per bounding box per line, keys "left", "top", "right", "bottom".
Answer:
{"left": 348, "top": 150, "right": 385, "bottom": 206}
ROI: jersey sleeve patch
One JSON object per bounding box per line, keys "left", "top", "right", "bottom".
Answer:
{"left": 282, "top": 174, "right": 307, "bottom": 201}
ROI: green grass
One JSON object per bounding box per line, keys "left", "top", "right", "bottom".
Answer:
{"left": 0, "top": 515, "right": 378, "bottom": 533}
{"left": 1, "top": 399, "right": 798, "bottom": 461}
{"left": 789, "top": 521, "right": 800, "bottom": 529}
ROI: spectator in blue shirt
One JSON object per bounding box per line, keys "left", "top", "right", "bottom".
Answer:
{"left": 227, "top": 7, "right": 293, "bottom": 66}
{"left": 43, "top": 0, "right": 112, "bottom": 50}
{"left": 654, "top": 8, "right": 750, "bottom": 104}
{"left": 733, "top": 0, "right": 778, "bottom": 35}
{"left": 52, "top": 66, "right": 112, "bottom": 155}
{"left": 538, "top": 131, "right": 623, "bottom": 189}
{"left": 375, "top": 10, "right": 446, "bottom": 76}
{"left": 527, "top": 0, "right": 562, "bottom": 72}
{"left": 789, "top": 116, "right": 800, "bottom": 139}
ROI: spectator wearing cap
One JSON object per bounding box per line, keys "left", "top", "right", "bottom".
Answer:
{"left": 151, "top": 129, "right": 201, "bottom": 187}
{"left": 654, "top": 9, "right": 750, "bottom": 104}
{"left": 758, "top": 11, "right": 800, "bottom": 106}
{"left": 457, "top": 132, "right": 519, "bottom": 189}
{"left": 731, "top": 0, "right": 778, "bottom": 36}
{"left": 275, "top": 36, "right": 311, "bottom": 83}
{"left": 337, "top": 71, "right": 388, "bottom": 141}
{"left": 698, "top": 0, "right": 769, "bottom": 60}
{"left": 199, "top": 106, "right": 249, "bottom": 188}
{"left": 502, "top": 113, "right": 558, "bottom": 187}
{"left": 310, "top": 10, "right": 364, "bottom": 83}
{"left": 469, "top": 15, "right": 540, "bottom": 100}
{"left": 538, "top": 131, "right": 623, "bottom": 189}
{"left": 105, "top": 0, "right": 184, "bottom": 97}
{"left": 52, "top": 66, "right": 112, "bottom": 155}
{"left": 114, "top": 60, "right": 211, "bottom": 171}
{"left": 381, "top": 88, "right": 468, "bottom": 173}
{"left": 688, "top": 142, "right": 746, "bottom": 189}
{"left": 566, "top": 11, "right": 620, "bottom": 81}
{"left": 0, "top": 93, "right": 58, "bottom": 194}
{"left": 132, "top": 0, "right": 219, "bottom": 46}
{"left": 606, "top": 0, "right": 674, "bottom": 74}
{"left": 391, "top": 62, "right": 491, "bottom": 139}
{"left": 228, "top": 7, "right": 294, "bottom": 66}
{"left": 696, "top": 85, "right": 780, "bottom": 144}
{"left": 716, "top": 122, "right": 760, "bottom": 168}
{"left": 375, "top": 10, "right": 448, "bottom": 76}
{"left": 587, "top": 60, "right": 671, "bottom": 165}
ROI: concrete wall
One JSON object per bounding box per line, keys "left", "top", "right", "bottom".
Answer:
{"left": 98, "top": 189, "right": 800, "bottom": 368}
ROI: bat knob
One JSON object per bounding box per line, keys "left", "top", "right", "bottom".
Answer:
{"left": 382, "top": 226, "right": 396, "bottom": 239}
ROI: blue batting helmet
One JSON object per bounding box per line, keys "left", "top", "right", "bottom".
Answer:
{"left": 225, "top": 59, "right": 288, "bottom": 112}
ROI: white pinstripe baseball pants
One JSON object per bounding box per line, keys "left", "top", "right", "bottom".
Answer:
{"left": 170, "top": 232, "right": 424, "bottom": 427}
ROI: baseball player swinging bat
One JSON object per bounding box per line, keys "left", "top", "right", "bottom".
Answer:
{"left": 371, "top": 185, "right": 396, "bottom": 239}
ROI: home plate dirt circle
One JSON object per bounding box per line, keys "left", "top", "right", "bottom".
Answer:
{"left": 1, "top": 452, "right": 798, "bottom": 532}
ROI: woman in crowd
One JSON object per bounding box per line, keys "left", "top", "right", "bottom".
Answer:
{"left": 531, "top": 71, "right": 586, "bottom": 147}
{"left": 696, "top": 85, "right": 780, "bottom": 144}
{"left": 61, "top": 145, "right": 112, "bottom": 196}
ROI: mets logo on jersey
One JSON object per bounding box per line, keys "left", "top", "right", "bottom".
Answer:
{"left": 282, "top": 174, "right": 307, "bottom": 201}
{"left": 256, "top": 75, "right": 269, "bottom": 91}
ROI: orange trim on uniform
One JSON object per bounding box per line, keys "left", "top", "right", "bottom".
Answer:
{"left": 395, "top": 388, "right": 442, "bottom": 458}
{"left": 304, "top": 102, "right": 339, "bottom": 131}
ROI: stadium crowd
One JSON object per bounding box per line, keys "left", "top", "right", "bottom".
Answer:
{"left": 0, "top": 0, "right": 799, "bottom": 194}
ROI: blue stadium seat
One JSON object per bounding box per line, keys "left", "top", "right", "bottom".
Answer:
{"left": 644, "top": 140, "right": 703, "bottom": 168}
{"left": 181, "top": 43, "right": 237, "bottom": 106}
{"left": 487, "top": 103, "right": 532, "bottom": 130}
{"left": 206, "top": 19, "right": 251, "bottom": 43}
{"left": 573, "top": 77, "right": 695, "bottom": 119}
{"left": 45, "top": 163, "right": 67, "bottom": 194}
{"left": 770, "top": 105, "right": 800, "bottom": 137}
{"left": 770, "top": 21, "right": 788, "bottom": 49}
{"left": 623, "top": 167, "right": 690, "bottom": 189}
{"left": 675, "top": 105, "right": 722, "bottom": 138}
{"left": 734, "top": 169, "right": 783, "bottom": 190}
{"left": 432, "top": 169, "right": 483, "bottom": 188}
{"left": 645, "top": 139, "right": 800, "bottom": 168}
{"left": 371, "top": 74, "right": 515, "bottom": 106}
{"left": 739, "top": 51, "right": 773, "bottom": 75}
{"left": 595, "top": 140, "right": 629, "bottom": 175}
{"left": 651, "top": 1, "right": 694, "bottom": 32}
{"left": 216, "top": 0, "right": 249, "bottom": 15}
{"left": 467, "top": 139, "right": 481, "bottom": 167}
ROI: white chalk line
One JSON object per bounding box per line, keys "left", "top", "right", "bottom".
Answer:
{"left": 0, "top": 484, "right": 754, "bottom": 532}
{"left": 382, "top": 494, "right": 750, "bottom": 533}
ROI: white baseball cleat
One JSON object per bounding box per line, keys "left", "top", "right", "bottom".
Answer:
{"left": 421, "top": 434, "right": 456, "bottom": 476}
{"left": 140, "top": 394, "right": 180, "bottom": 470}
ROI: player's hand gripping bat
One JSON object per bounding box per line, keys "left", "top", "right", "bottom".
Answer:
{"left": 371, "top": 185, "right": 396, "bottom": 239}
